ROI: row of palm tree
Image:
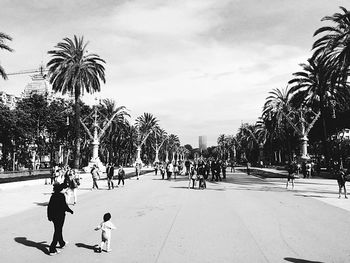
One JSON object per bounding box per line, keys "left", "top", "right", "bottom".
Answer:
{"left": 1, "top": 33, "right": 186, "bottom": 168}
{"left": 219, "top": 6, "right": 350, "bottom": 167}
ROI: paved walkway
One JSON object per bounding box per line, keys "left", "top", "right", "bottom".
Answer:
{"left": 1, "top": 169, "right": 350, "bottom": 262}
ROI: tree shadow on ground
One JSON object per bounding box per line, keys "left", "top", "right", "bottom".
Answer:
{"left": 14, "top": 237, "right": 49, "bottom": 255}
{"left": 284, "top": 257, "right": 324, "bottom": 263}
{"left": 34, "top": 201, "right": 48, "bottom": 206}
{"left": 75, "top": 242, "right": 99, "bottom": 252}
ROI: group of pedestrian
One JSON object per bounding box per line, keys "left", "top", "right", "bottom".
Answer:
{"left": 91, "top": 163, "right": 126, "bottom": 190}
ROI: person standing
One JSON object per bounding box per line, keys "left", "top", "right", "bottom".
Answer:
{"left": 68, "top": 170, "right": 79, "bottom": 205}
{"left": 91, "top": 164, "right": 100, "bottom": 190}
{"left": 94, "top": 212, "right": 116, "bottom": 253}
{"left": 135, "top": 162, "right": 141, "bottom": 180}
{"left": 117, "top": 166, "right": 125, "bottom": 186}
{"left": 106, "top": 163, "right": 115, "bottom": 190}
{"left": 47, "top": 183, "right": 74, "bottom": 255}
{"left": 286, "top": 161, "right": 296, "bottom": 189}
{"left": 222, "top": 160, "right": 227, "bottom": 179}
{"left": 336, "top": 167, "right": 348, "bottom": 199}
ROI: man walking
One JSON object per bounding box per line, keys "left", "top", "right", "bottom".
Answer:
{"left": 47, "top": 183, "right": 74, "bottom": 255}
{"left": 118, "top": 165, "right": 125, "bottom": 186}
{"left": 106, "top": 163, "right": 115, "bottom": 190}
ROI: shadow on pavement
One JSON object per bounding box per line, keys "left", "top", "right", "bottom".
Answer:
{"left": 14, "top": 237, "right": 49, "bottom": 255}
{"left": 34, "top": 201, "right": 48, "bottom": 206}
{"left": 284, "top": 257, "right": 324, "bottom": 263}
{"left": 75, "top": 242, "right": 99, "bottom": 252}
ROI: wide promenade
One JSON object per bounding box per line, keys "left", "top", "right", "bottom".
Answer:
{"left": 0, "top": 169, "right": 350, "bottom": 263}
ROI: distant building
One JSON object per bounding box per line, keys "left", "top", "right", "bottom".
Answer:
{"left": 22, "top": 73, "right": 51, "bottom": 99}
{"left": 199, "top": 136, "right": 207, "bottom": 152}
{"left": 0, "top": 91, "right": 19, "bottom": 109}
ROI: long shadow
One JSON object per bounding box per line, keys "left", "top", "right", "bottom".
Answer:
{"left": 34, "top": 201, "right": 49, "bottom": 206}
{"left": 75, "top": 242, "right": 99, "bottom": 252}
{"left": 14, "top": 237, "right": 50, "bottom": 255}
{"left": 284, "top": 257, "right": 324, "bottom": 263}
{"left": 170, "top": 186, "right": 226, "bottom": 191}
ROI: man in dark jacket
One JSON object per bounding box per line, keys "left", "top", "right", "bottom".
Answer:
{"left": 47, "top": 183, "right": 73, "bottom": 255}
{"left": 106, "top": 163, "right": 115, "bottom": 190}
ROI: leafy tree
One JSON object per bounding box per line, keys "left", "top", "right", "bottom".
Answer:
{"left": 47, "top": 35, "right": 106, "bottom": 168}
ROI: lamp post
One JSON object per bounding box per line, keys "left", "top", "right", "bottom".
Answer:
{"left": 281, "top": 108, "right": 320, "bottom": 161}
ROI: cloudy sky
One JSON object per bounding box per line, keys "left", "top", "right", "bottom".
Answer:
{"left": 0, "top": 0, "right": 348, "bottom": 147}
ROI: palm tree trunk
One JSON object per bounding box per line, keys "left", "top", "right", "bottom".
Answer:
{"left": 73, "top": 94, "right": 81, "bottom": 169}
{"left": 320, "top": 106, "right": 329, "bottom": 167}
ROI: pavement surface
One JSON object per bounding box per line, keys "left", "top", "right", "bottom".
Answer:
{"left": 0, "top": 168, "right": 350, "bottom": 263}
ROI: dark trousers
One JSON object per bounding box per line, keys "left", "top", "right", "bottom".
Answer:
{"left": 211, "top": 170, "right": 215, "bottom": 181}
{"left": 92, "top": 178, "right": 99, "bottom": 189}
{"left": 50, "top": 216, "right": 65, "bottom": 252}
{"left": 107, "top": 177, "right": 114, "bottom": 189}
{"left": 118, "top": 177, "right": 124, "bottom": 185}
{"left": 215, "top": 171, "right": 221, "bottom": 181}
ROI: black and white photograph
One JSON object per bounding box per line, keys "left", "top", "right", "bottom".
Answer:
{"left": 1, "top": 0, "right": 350, "bottom": 262}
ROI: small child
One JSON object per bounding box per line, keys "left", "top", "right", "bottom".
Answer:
{"left": 94, "top": 212, "right": 116, "bottom": 252}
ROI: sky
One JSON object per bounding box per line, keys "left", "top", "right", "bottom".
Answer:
{"left": 0, "top": 0, "right": 349, "bottom": 147}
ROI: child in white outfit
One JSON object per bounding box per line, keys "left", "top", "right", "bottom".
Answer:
{"left": 94, "top": 212, "right": 116, "bottom": 252}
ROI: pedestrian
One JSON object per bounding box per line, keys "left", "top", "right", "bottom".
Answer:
{"left": 117, "top": 165, "right": 125, "bottom": 186}
{"left": 47, "top": 183, "right": 74, "bottom": 255}
{"left": 246, "top": 161, "right": 251, "bottom": 176}
{"left": 154, "top": 162, "right": 159, "bottom": 175}
{"left": 222, "top": 160, "right": 227, "bottom": 179}
{"left": 68, "top": 169, "right": 79, "bottom": 205}
{"left": 94, "top": 212, "right": 116, "bottom": 253}
{"left": 106, "top": 163, "right": 115, "bottom": 190}
{"left": 160, "top": 164, "right": 165, "bottom": 180}
{"left": 231, "top": 160, "right": 236, "bottom": 173}
{"left": 173, "top": 162, "right": 179, "bottom": 180}
{"left": 135, "top": 162, "right": 141, "bottom": 180}
{"left": 336, "top": 168, "right": 348, "bottom": 199}
{"left": 190, "top": 166, "right": 197, "bottom": 189}
{"left": 306, "top": 161, "right": 312, "bottom": 179}
{"left": 91, "top": 164, "right": 100, "bottom": 190}
{"left": 286, "top": 161, "right": 296, "bottom": 189}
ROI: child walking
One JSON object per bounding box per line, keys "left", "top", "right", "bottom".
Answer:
{"left": 94, "top": 212, "right": 116, "bottom": 252}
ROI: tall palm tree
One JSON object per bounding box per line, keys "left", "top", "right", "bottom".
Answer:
{"left": 167, "top": 134, "right": 180, "bottom": 162}
{"left": 135, "top": 113, "right": 159, "bottom": 162}
{"left": 47, "top": 35, "right": 106, "bottom": 168}
{"left": 99, "top": 99, "right": 129, "bottom": 163}
{"left": 0, "top": 32, "right": 13, "bottom": 80}
{"left": 313, "top": 6, "right": 350, "bottom": 85}
{"left": 288, "top": 57, "right": 337, "bottom": 164}
{"left": 262, "top": 87, "right": 295, "bottom": 163}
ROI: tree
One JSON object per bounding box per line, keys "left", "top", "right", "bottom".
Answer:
{"left": 135, "top": 113, "right": 159, "bottom": 163}
{"left": 167, "top": 134, "right": 180, "bottom": 162}
{"left": 47, "top": 35, "right": 106, "bottom": 169}
{"left": 0, "top": 32, "right": 13, "bottom": 80}
{"left": 98, "top": 99, "right": 129, "bottom": 163}
{"left": 288, "top": 57, "right": 339, "bottom": 164}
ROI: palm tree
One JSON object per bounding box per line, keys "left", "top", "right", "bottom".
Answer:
{"left": 313, "top": 6, "right": 350, "bottom": 85}
{"left": 167, "top": 134, "right": 180, "bottom": 162}
{"left": 288, "top": 57, "right": 337, "bottom": 164}
{"left": 217, "top": 134, "right": 227, "bottom": 159}
{"left": 135, "top": 113, "right": 159, "bottom": 163}
{"left": 0, "top": 32, "right": 13, "bottom": 80}
{"left": 99, "top": 99, "right": 129, "bottom": 163}
{"left": 47, "top": 35, "right": 106, "bottom": 168}
{"left": 262, "top": 87, "right": 295, "bottom": 163}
